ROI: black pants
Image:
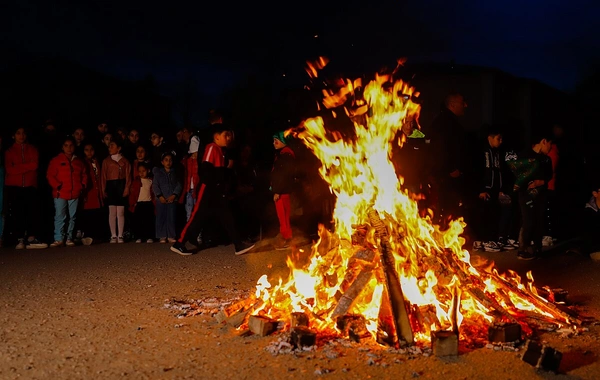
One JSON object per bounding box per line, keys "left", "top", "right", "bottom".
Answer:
{"left": 4, "top": 186, "right": 40, "bottom": 242}
{"left": 518, "top": 190, "right": 547, "bottom": 252}
{"left": 179, "top": 187, "right": 240, "bottom": 247}
{"left": 133, "top": 201, "right": 156, "bottom": 240}
{"left": 476, "top": 191, "right": 512, "bottom": 242}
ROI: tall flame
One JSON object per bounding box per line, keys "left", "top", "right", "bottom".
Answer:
{"left": 251, "top": 64, "right": 576, "bottom": 344}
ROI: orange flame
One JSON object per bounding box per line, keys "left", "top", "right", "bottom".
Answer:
{"left": 252, "top": 61, "right": 575, "bottom": 344}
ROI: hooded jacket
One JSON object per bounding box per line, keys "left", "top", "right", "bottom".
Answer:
{"left": 46, "top": 153, "right": 88, "bottom": 200}
{"left": 83, "top": 157, "right": 104, "bottom": 209}
{"left": 478, "top": 143, "right": 505, "bottom": 194}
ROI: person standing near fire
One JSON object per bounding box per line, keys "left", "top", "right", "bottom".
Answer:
{"left": 271, "top": 131, "right": 296, "bottom": 250}
{"left": 170, "top": 124, "right": 255, "bottom": 256}
{"left": 427, "top": 92, "right": 469, "bottom": 226}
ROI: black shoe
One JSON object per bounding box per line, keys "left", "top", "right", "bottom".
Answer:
{"left": 170, "top": 242, "right": 193, "bottom": 256}
{"left": 517, "top": 250, "right": 536, "bottom": 260}
{"left": 235, "top": 241, "right": 256, "bottom": 256}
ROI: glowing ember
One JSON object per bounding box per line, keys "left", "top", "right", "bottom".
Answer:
{"left": 250, "top": 61, "right": 579, "bottom": 346}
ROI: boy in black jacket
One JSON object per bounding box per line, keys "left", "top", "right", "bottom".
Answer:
{"left": 514, "top": 132, "right": 553, "bottom": 260}
{"left": 473, "top": 126, "right": 514, "bottom": 252}
{"left": 170, "top": 124, "right": 255, "bottom": 256}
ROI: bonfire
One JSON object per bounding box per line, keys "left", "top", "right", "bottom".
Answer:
{"left": 220, "top": 59, "right": 581, "bottom": 351}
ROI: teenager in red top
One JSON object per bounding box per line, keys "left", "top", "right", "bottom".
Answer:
{"left": 181, "top": 136, "right": 200, "bottom": 221}
{"left": 4, "top": 127, "right": 47, "bottom": 249}
{"left": 47, "top": 137, "right": 88, "bottom": 247}
{"left": 171, "top": 124, "right": 255, "bottom": 256}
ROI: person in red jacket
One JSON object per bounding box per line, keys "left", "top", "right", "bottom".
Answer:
{"left": 128, "top": 162, "right": 155, "bottom": 243}
{"left": 4, "top": 127, "right": 48, "bottom": 249}
{"left": 46, "top": 137, "right": 88, "bottom": 247}
{"left": 79, "top": 142, "right": 105, "bottom": 243}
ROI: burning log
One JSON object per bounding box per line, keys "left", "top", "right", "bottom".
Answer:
{"left": 291, "top": 312, "right": 309, "bottom": 328}
{"left": 248, "top": 315, "right": 280, "bottom": 337}
{"left": 368, "top": 209, "right": 413, "bottom": 346}
{"left": 493, "top": 276, "right": 581, "bottom": 325}
{"left": 336, "top": 315, "right": 370, "bottom": 342}
{"left": 331, "top": 270, "right": 374, "bottom": 318}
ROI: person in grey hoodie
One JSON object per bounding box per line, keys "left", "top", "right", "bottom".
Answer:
{"left": 152, "top": 152, "right": 182, "bottom": 243}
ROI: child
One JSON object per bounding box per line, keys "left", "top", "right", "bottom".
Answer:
{"left": 473, "top": 126, "right": 515, "bottom": 252}
{"left": 152, "top": 152, "right": 182, "bottom": 243}
{"left": 80, "top": 143, "right": 105, "bottom": 243}
{"left": 4, "top": 127, "right": 47, "bottom": 249}
{"left": 101, "top": 139, "right": 132, "bottom": 243}
{"left": 133, "top": 144, "right": 152, "bottom": 178}
{"left": 46, "top": 137, "right": 88, "bottom": 247}
{"left": 510, "top": 132, "right": 553, "bottom": 260}
{"left": 129, "top": 162, "right": 155, "bottom": 243}
{"left": 181, "top": 136, "right": 200, "bottom": 221}
{"left": 271, "top": 131, "right": 296, "bottom": 250}
{"left": 171, "top": 124, "right": 255, "bottom": 256}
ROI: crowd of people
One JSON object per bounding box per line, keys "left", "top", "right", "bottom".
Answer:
{"left": 0, "top": 93, "right": 595, "bottom": 260}
{"left": 0, "top": 110, "right": 306, "bottom": 256}
{"left": 394, "top": 92, "right": 593, "bottom": 260}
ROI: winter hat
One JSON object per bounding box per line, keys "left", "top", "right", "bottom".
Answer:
{"left": 273, "top": 131, "right": 288, "bottom": 144}
{"left": 188, "top": 135, "right": 200, "bottom": 154}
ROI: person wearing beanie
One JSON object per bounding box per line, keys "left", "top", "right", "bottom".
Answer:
{"left": 271, "top": 131, "right": 296, "bottom": 250}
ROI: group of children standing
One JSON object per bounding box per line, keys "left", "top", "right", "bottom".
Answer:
{"left": 3, "top": 122, "right": 298, "bottom": 258}
{"left": 3, "top": 126, "right": 201, "bottom": 248}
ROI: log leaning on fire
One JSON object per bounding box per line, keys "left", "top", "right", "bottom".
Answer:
{"left": 367, "top": 209, "right": 414, "bottom": 345}
{"left": 331, "top": 269, "right": 374, "bottom": 319}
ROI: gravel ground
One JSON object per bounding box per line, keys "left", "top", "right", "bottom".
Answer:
{"left": 1, "top": 237, "right": 599, "bottom": 379}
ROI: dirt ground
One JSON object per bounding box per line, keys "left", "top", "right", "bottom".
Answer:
{"left": 1, "top": 236, "right": 599, "bottom": 380}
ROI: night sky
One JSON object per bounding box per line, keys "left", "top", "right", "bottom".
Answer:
{"left": 3, "top": 0, "right": 599, "bottom": 95}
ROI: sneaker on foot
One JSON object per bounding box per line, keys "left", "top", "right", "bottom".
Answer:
{"left": 82, "top": 237, "right": 93, "bottom": 246}
{"left": 275, "top": 238, "right": 292, "bottom": 250}
{"left": 135, "top": 239, "right": 142, "bottom": 243}
{"left": 159, "top": 238, "right": 167, "bottom": 244}
{"left": 235, "top": 241, "right": 256, "bottom": 256}
{"left": 542, "top": 236, "right": 553, "bottom": 247}
{"left": 170, "top": 242, "right": 193, "bottom": 256}
{"left": 65, "top": 240, "right": 75, "bottom": 247}
{"left": 505, "top": 238, "right": 519, "bottom": 249}
{"left": 110, "top": 237, "right": 118, "bottom": 244}
{"left": 117, "top": 237, "right": 124, "bottom": 244}
{"left": 50, "top": 241, "right": 64, "bottom": 248}
{"left": 483, "top": 241, "right": 502, "bottom": 252}
{"left": 167, "top": 238, "right": 176, "bottom": 243}
{"left": 517, "top": 250, "right": 536, "bottom": 260}
{"left": 472, "top": 241, "right": 484, "bottom": 251}
{"left": 26, "top": 238, "right": 48, "bottom": 249}
{"left": 146, "top": 239, "right": 154, "bottom": 244}
{"left": 15, "top": 239, "right": 25, "bottom": 250}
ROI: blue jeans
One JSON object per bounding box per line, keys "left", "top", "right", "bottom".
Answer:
{"left": 53, "top": 198, "right": 79, "bottom": 241}
{"left": 185, "top": 192, "right": 196, "bottom": 221}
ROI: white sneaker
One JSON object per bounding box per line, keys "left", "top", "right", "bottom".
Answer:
{"left": 146, "top": 239, "right": 154, "bottom": 244}
{"left": 159, "top": 238, "right": 167, "bottom": 244}
{"left": 472, "top": 241, "right": 483, "bottom": 251}
{"left": 50, "top": 241, "right": 64, "bottom": 248}
{"left": 542, "top": 236, "right": 553, "bottom": 247}
{"left": 65, "top": 240, "right": 75, "bottom": 247}
{"left": 483, "top": 241, "right": 502, "bottom": 252}
{"left": 117, "top": 237, "right": 124, "bottom": 244}
{"left": 167, "top": 238, "right": 176, "bottom": 243}
{"left": 15, "top": 239, "right": 25, "bottom": 250}
{"left": 110, "top": 237, "right": 117, "bottom": 244}
{"left": 81, "top": 237, "right": 93, "bottom": 246}
{"left": 135, "top": 239, "right": 142, "bottom": 243}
